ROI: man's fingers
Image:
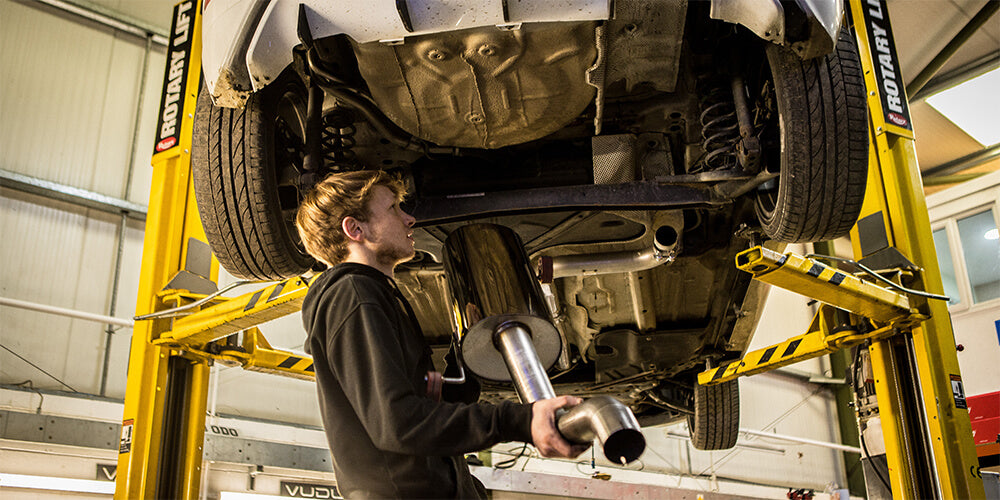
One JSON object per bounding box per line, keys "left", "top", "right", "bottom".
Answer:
{"left": 555, "top": 395, "right": 583, "bottom": 409}
{"left": 531, "top": 395, "right": 592, "bottom": 458}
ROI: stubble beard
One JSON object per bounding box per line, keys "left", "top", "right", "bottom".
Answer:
{"left": 375, "top": 244, "right": 414, "bottom": 270}
{"left": 369, "top": 228, "right": 414, "bottom": 270}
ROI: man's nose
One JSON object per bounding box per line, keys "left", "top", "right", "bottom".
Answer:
{"left": 404, "top": 211, "right": 416, "bottom": 227}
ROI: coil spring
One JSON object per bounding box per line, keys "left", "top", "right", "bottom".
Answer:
{"left": 698, "top": 83, "right": 740, "bottom": 170}
{"left": 322, "top": 109, "right": 357, "bottom": 169}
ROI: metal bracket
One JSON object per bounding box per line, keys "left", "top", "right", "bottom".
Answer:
{"left": 215, "top": 328, "right": 316, "bottom": 381}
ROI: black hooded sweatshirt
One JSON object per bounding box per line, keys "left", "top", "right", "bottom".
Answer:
{"left": 301, "top": 262, "right": 534, "bottom": 499}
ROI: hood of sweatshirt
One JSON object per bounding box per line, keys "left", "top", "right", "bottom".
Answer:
{"left": 300, "top": 262, "right": 394, "bottom": 355}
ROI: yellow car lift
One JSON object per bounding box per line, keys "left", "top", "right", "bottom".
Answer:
{"left": 115, "top": 0, "right": 985, "bottom": 498}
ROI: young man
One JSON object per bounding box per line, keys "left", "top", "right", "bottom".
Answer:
{"left": 296, "top": 170, "right": 586, "bottom": 498}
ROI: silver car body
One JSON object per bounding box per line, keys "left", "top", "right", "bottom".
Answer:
{"left": 202, "top": 0, "right": 842, "bottom": 108}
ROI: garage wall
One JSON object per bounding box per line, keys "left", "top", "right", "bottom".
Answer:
{"left": 0, "top": 0, "right": 165, "bottom": 399}
{"left": 0, "top": 0, "right": 323, "bottom": 424}
{"left": 927, "top": 170, "right": 1000, "bottom": 397}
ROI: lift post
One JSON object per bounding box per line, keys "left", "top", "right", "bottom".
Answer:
{"left": 848, "top": 0, "right": 982, "bottom": 496}
{"left": 115, "top": 1, "right": 214, "bottom": 498}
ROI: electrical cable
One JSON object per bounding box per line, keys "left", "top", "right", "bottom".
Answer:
{"left": 852, "top": 342, "right": 892, "bottom": 493}
{"left": 493, "top": 444, "right": 529, "bottom": 469}
{"left": 0, "top": 344, "right": 78, "bottom": 393}
{"left": 11, "top": 380, "right": 44, "bottom": 413}
{"left": 804, "top": 254, "right": 951, "bottom": 301}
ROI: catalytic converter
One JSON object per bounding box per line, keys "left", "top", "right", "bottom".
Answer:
{"left": 443, "top": 223, "right": 646, "bottom": 464}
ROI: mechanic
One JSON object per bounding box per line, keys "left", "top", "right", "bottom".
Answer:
{"left": 296, "top": 170, "right": 587, "bottom": 498}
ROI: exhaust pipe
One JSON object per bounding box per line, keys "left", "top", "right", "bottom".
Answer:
{"left": 444, "top": 224, "right": 646, "bottom": 464}
{"left": 536, "top": 224, "right": 680, "bottom": 283}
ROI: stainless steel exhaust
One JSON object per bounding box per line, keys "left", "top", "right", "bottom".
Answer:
{"left": 492, "top": 321, "right": 646, "bottom": 464}
{"left": 555, "top": 395, "right": 645, "bottom": 464}
{"left": 443, "top": 224, "right": 646, "bottom": 464}
{"left": 536, "top": 224, "right": 680, "bottom": 282}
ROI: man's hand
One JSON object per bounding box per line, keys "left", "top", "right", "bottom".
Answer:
{"left": 530, "top": 396, "right": 591, "bottom": 458}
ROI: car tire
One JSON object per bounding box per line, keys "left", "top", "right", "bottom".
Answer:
{"left": 687, "top": 379, "right": 739, "bottom": 450}
{"left": 191, "top": 78, "right": 315, "bottom": 280}
{"left": 755, "top": 27, "right": 869, "bottom": 243}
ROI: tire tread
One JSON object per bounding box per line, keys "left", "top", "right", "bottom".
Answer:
{"left": 758, "top": 28, "right": 868, "bottom": 243}
{"left": 192, "top": 84, "right": 314, "bottom": 280}
{"left": 688, "top": 379, "right": 739, "bottom": 450}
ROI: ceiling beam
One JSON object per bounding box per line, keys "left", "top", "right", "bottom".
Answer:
{"left": 921, "top": 142, "right": 1000, "bottom": 178}
{"left": 911, "top": 51, "right": 1000, "bottom": 102}
{"left": 907, "top": 1, "right": 999, "bottom": 97}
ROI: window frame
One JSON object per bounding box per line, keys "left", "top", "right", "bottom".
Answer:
{"left": 931, "top": 202, "right": 1000, "bottom": 315}
{"left": 931, "top": 218, "right": 971, "bottom": 311}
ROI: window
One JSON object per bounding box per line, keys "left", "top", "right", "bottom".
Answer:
{"left": 933, "top": 206, "right": 1000, "bottom": 310}
{"left": 932, "top": 228, "right": 962, "bottom": 307}
{"left": 956, "top": 210, "right": 1000, "bottom": 303}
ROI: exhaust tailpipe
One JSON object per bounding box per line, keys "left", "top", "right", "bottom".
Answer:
{"left": 443, "top": 224, "right": 646, "bottom": 464}
{"left": 536, "top": 224, "right": 680, "bottom": 283}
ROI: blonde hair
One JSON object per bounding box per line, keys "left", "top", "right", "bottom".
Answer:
{"left": 295, "top": 170, "right": 407, "bottom": 266}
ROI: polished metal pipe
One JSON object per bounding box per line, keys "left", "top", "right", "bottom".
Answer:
{"left": 494, "top": 322, "right": 646, "bottom": 464}
{"left": 496, "top": 322, "right": 556, "bottom": 403}
{"left": 443, "top": 224, "right": 645, "bottom": 464}
{"left": 443, "top": 224, "right": 562, "bottom": 381}
{"left": 557, "top": 396, "right": 646, "bottom": 464}
{"left": 537, "top": 225, "right": 679, "bottom": 282}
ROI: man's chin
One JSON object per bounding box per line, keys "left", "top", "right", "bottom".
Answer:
{"left": 381, "top": 248, "right": 416, "bottom": 269}
{"left": 402, "top": 248, "right": 416, "bottom": 263}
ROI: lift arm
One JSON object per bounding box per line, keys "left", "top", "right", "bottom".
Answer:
{"left": 699, "top": 245, "right": 924, "bottom": 386}
{"left": 157, "top": 276, "right": 313, "bottom": 345}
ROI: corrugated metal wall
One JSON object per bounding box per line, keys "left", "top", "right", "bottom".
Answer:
{"left": 0, "top": 0, "right": 851, "bottom": 491}
{"left": 0, "top": 0, "right": 165, "bottom": 398}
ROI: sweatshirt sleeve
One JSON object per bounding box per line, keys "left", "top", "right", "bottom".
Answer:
{"left": 325, "top": 298, "right": 533, "bottom": 456}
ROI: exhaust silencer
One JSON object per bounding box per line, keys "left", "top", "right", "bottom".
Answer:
{"left": 443, "top": 224, "right": 646, "bottom": 464}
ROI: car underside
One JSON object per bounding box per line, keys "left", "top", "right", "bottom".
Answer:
{"left": 191, "top": 0, "right": 868, "bottom": 449}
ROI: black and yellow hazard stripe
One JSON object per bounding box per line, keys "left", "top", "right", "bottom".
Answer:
{"left": 698, "top": 299, "right": 900, "bottom": 386}
{"left": 699, "top": 327, "right": 827, "bottom": 386}
{"left": 164, "top": 275, "right": 321, "bottom": 345}
{"left": 237, "top": 329, "right": 316, "bottom": 381}
{"left": 735, "top": 246, "right": 912, "bottom": 324}
{"left": 244, "top": 352, "right": 316, "bottom": 381}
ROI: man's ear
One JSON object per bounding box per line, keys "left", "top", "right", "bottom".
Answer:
{"left": 341, "top": 216, "right": 364, "bottom": 243}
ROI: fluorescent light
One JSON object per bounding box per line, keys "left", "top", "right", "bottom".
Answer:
{"left": 926, "top": 68, "right": 1000, "bottom": 146}
{"left": 0, "top": 473, "right": 114, "bottom": 494}
{"left": 986, "top": 228, "right": 999, "bottom": 241}
{"left": 219, "top": 493, "right": 289, "bottom": 500}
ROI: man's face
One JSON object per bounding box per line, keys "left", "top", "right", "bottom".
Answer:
{"left": 362, "top": 185, "right": 416, "bottom": 269}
